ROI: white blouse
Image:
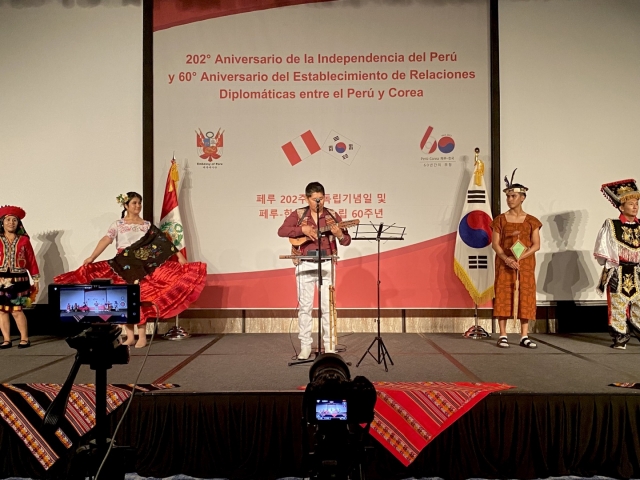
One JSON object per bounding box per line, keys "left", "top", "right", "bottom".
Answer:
{"left": 106, "top": 220, "right": 151, "bottom": 250}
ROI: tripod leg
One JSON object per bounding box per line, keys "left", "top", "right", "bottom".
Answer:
{"left": 380, "top": 338, "right": 394, "bottom": 366}
{"left": 356, "top": 337, "right": 378, "bottom": 367}
{"left": 377, "top": 338, "right": 388, "bottom": 372}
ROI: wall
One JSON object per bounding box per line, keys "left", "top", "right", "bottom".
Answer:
{"left": 499, "top": 0, "right": 640, "bottom": 303}
{"left": 0, "top": 0, "right": 143, "bottom": 300}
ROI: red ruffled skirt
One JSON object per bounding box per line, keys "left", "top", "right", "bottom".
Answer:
{"left": 54, "top": 260, "right": 207, "bottom": 324}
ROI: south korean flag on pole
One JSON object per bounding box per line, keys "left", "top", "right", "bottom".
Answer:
{"left": 322, "top": 130, "right": 361, "bottom": 166}
{"left": 453, "top": 153, "right": 494, "bottom": 305}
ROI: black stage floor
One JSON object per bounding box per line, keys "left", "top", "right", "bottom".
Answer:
{"left": 2, "top": 332, "right": 640, "bottom": 392}
{"left": 2, "top": 332, "right": 640, "bottom": 479}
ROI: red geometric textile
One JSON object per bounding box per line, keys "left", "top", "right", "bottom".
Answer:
{"left": 370, "top": 381, "right": 513, "bottom": 466}
{"left": 0, "top": 383, "right": 177, "bottom": 470}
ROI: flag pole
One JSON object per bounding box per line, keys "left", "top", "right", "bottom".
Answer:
{"left": 164, "top": 313, "right": 191, "bottom": 340}
{"left": 463, "top": 302, "right": 490, "bottom": 339}
{"left": 160, "top": 155, "right": 191, "bottom": 341}
{"left": 462, "top": 148, "right": 491, "bottom": 339}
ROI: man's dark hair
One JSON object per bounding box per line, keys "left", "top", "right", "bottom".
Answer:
{"left": 305, "top": 182, "right": 325, "bottom": 197}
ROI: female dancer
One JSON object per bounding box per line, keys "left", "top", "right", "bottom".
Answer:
{"left": 54, "top": 192, "right": 206, "bottom": 347}
{"left": 0, "top": 206, "right": 39, "bottom": 349}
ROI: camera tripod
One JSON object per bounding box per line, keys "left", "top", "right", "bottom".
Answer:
{"left": 43, "top": 324, "right": 133, "bottom": 479}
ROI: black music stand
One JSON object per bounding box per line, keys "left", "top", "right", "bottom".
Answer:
{"left": 354, "top": 222, "right": 405, "bottom": 372}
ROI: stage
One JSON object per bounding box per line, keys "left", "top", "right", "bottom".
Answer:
{"left": 2, "top": 332, "right": 640, "bottom": 479}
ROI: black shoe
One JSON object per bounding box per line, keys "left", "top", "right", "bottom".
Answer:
{"left": 17, "top": 339, "right": 30, "bottom": 349}
{"left": 0, "top": 341, "right": 12, "bottom": 349}
{"left": 520, "top": 337, "right": 537, "bottom": 349}
{"left": 611, "top": 332, "right": 631, "bottom": 350}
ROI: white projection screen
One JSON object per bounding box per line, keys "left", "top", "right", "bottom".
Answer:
{"left": 153, "top": 0, "right": 492, "bottom": 309}
{"left": 499, "top": 0, "right": 640, "bottom": 304}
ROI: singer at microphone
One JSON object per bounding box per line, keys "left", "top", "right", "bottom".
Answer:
{"left": 277, "top": 182, "right": 352, "bottom": 359}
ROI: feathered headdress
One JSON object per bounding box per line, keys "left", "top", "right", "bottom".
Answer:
{"left": 503, "top": 169, "right": 528, "bottom": 194}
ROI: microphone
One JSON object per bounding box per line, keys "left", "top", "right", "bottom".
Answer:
{"left": 314, "top": 198, "right": 321, "bottom": 203}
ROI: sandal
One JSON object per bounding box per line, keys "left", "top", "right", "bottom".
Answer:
{"left": 0, "top": 340, "right": 12, "bottom": 350}
{"left": 497, "top": 336, "right": 509, "bottom": 348}
{"left": 18, "top": 339, "right": 31, "bottom": 349}
{"left": 520, "top": 337, "right": 537, "bottom": 349}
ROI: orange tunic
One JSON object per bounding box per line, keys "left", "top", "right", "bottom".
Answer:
{"left": 492, "top": 214, "right": 542, "bottom": 320}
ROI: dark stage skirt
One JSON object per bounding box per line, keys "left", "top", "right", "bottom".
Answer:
{"left": 0, "top": 271, "right": 34, "bottom": 312}
{"left": 53, "top": 260, "right": 206, "bottom": 324}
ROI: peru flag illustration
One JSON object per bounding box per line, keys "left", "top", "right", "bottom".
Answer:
{"left": 281, "top": 130, "right": 321, "bottom": 166}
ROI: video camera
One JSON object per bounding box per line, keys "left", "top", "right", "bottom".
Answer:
{"left": 302, "top": 354, "right": 377, "bottom": 480}
{"left": 44, "top": 281, "right": 136, "bottom": 479}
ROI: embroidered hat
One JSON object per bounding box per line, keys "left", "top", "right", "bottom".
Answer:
{"left": 601, "top": 179, "right": 640, "bottom": 208}
{"left": 503, "top": 169, "right": 528, "bottom": 194}
{"left": 0, "top": 205, "right": 26, "bottom": 220}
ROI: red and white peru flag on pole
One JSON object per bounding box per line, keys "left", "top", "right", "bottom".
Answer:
{"left": 160, "top": 157, "right": 186, "bottom": 258}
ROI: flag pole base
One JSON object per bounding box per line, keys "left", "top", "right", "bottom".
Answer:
{"left": 463, "top": 325, "right": 491, "bottom": 339}
{"left": 463, "top": 303, "right": 491, "bottom": 339}
{"left": 163, "top": 326, "right": 191, "bottom": 340}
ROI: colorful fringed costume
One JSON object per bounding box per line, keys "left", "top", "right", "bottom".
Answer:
{"left": 594, "top": 179, "right": 640, "bottom": 348}
{"left": 0, "top": 206, "right": 39, "bottom": 312}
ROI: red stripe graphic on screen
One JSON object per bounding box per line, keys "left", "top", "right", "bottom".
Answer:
{"left": 191, "top": 232, "right": 490, "bottom": 309}
{"left": 281, "top": 142, "right": 302, "bottom": 166}
{"left": 301, "top": 130, "right": 321, "bottom": 155}
{"left": 153, "top": 0, "right": 333, "bottom": 32}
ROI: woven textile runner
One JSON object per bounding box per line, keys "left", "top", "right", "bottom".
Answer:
{"left": 610, "top": 382, "right": 640, "bottom": 389}
{"left": 370, "top": 381, "right": 513, "bottom": 466}
{"left": 0, "top": 383, "right": 176, "bottom": 470}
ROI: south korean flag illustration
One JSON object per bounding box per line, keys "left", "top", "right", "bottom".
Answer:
{"left": 322, "top": 130, "right": 361, "bottom": 166}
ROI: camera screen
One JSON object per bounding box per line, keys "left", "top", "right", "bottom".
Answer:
{"left": 315, "top": 400, "right": 348, "bottom": 421}
{"left": 49, "top": 284, "right": 140, "bottom": 324}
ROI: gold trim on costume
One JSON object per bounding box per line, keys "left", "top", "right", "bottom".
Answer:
{"left": 608, "top": 219, "right": 640, "bottom": 252}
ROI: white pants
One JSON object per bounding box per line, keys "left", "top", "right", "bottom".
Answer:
{"left": 296, "top": 260, "right": 333, "bottom": 348}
